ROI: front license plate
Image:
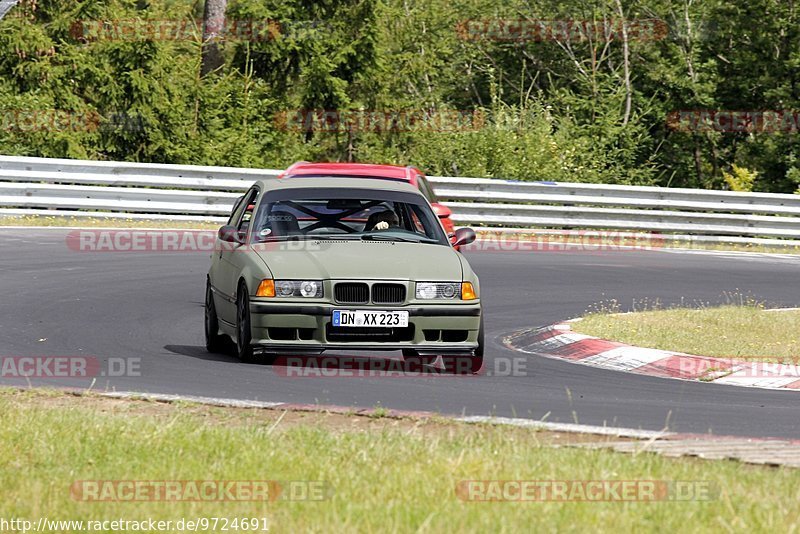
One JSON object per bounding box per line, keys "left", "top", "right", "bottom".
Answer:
{"left": 332, "top": 310, "right": 409, "bottom": 328}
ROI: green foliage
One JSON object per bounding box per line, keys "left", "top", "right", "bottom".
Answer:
{"left": 0, "top": 0, "right": 799, "bottom": 190}
{"left": 722, "top": 164, "right": 758, "bottom": 192}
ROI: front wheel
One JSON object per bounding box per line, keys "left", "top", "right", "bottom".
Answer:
{"left": 205, "top": 281, "right": 227, "bottom": 353}
{"left": 236, "top": 285, "right": 256, "bottom": 363}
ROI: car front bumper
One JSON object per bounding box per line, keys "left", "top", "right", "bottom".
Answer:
{"left": 248, "top": 301, "right": 481, "bottom": 355}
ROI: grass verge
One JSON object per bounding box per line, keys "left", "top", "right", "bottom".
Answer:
{"left": 573, "top": 305, "right": 800, "bottom": 362}
{"left": 0, "top": 215, "right": 220, "bottom": 229}
{"left": 2, "top": 388, "right": 799, "bottom": 532}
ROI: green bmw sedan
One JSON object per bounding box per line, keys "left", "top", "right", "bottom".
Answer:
{"left": 205, "top": 176, "right": 483, "bottom": 373}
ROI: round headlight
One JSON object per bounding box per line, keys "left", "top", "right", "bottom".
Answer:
{"left": 441, "top": 283, "right": 457, "bottom": 298}
{"left": 276, "top": 281, "right": 294, "bottom": 296}
{"left": 299, "top": 281, "right": 319, "bottom": 297}
{"left": 417, "top": 283, "right": 437, "bottom": 299}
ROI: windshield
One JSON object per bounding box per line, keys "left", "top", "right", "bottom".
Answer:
{"left": 251, "top": 187, "right": 449, "bottom": 245}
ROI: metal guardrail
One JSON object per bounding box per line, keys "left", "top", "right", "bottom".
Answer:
{"left": 1, "top": 155, "right": 799, "bottom": 245}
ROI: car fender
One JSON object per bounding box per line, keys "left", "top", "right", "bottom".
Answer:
{"left": 457, "top": 254, "right": 481, "bottom": 297}
{"left": 239, "top": 249, "right": 275, "bottom": 297}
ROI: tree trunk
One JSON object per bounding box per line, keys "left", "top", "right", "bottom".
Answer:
{"left": 201, "top": 0, "right": 227, "bottom": 77}
{"left": 615, "top": 0, "right": 632, "bottom": 126}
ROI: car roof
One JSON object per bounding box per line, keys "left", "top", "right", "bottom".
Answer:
{"left": 283, "top": 162, "right": 423, "bottom": 181}
{"left": 256, "top": 176, "right": 422, "bottom": 195}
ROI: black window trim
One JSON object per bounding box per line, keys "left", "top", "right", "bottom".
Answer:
{"left": 231, "top": 186, "right": 261, "bottom": 241}
{"left": 253, "top": 187, "right": 448, "bottom": 244}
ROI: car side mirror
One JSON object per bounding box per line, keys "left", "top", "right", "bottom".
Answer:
{"left": 452, "top": 227, "right": 476, "bottom": 247}
{"left": 218, "top": 225, "right": 245, "bottom": 244}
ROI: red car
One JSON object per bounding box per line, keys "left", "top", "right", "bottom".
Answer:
{"left": 279, "top": 162, "right": 456, "bottom": 236}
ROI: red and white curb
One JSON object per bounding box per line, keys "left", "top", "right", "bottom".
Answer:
{"left": 503, "top": 321, "right": 800, "bottom": 391}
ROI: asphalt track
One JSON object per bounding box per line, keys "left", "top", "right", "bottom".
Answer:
{"left": 1, "top": 228, "right": 799, "bottom": 438}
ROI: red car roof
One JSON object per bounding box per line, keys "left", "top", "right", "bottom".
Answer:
{"left": 282, "top": 162, "right": 422, "bottom": 183}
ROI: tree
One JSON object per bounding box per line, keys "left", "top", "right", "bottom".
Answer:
{"left": 201, "top": 0, "right": 227, "bottom": 76}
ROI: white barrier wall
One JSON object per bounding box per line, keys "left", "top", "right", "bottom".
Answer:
{"left": 1, "top": 155, "right": 799, "bottom": 244}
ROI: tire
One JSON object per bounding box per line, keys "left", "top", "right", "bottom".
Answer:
{"left": 401, "top": 349, "right": 437, "bottom": 366}
{"left": 205, "top": 281, "right": 228, "bottom": 353}
{"left": 236, "top": 283, "right": 257, "bottom": 363}
{"left": 442, "top": 316, "right": 484, "bottom": 375}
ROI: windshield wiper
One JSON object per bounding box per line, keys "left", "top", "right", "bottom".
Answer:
{"left": 310, "top": 235, "right": 360, "bottom": 240}
{"left": 361, "top": 233, "right": 437, "bottom": 244}
{"left": 257, "top": 234, "right": 362, "bottom": 242}
{"left": 257, "top": 235, "right": 304, "bottom": 242}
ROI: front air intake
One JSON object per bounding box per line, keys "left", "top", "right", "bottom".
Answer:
{"left": 334, "top": 282, "right": 369, "bottom": 304}
{"left": 371, "top": 283, "right": 406, "bottom": 304}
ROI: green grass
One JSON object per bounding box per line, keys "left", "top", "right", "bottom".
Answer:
{"left": 2, "top": 389, "right": 800, "bottom": 532}
{"left": 573, "top": 305, "right": 800, "bottom": 362}
{"left": 0, "top": 215, "right": 219, "bottom": 229}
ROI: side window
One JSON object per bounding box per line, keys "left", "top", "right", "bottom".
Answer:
{"left": 405, "top": 204, "right": 440, "bottom": 240}
{"left": 409, "top": 210, "right": 426, "bottom": 233}
{"left": 231, "top": 188, "right": 259, "bottom": 239}
{"left": 227, "top": 195, "right": 246, "bottom": 225}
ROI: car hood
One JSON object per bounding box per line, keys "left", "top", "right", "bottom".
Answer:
{"left": 253, "top": 240, "right": 463, "bottom": 281}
